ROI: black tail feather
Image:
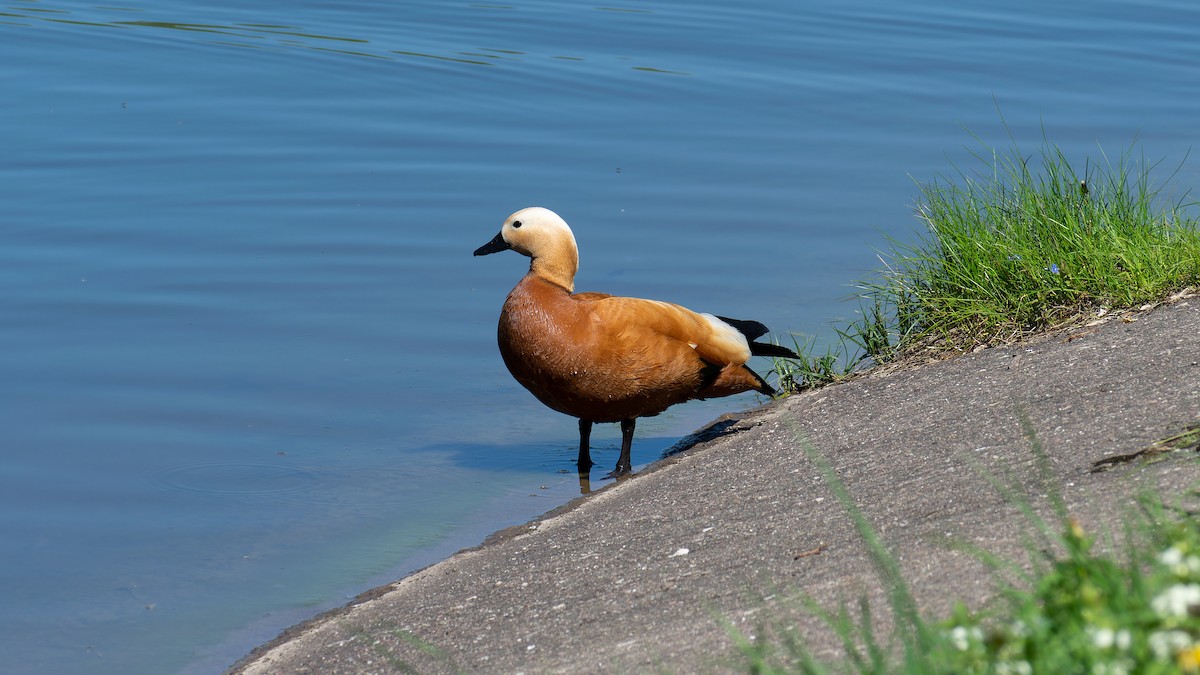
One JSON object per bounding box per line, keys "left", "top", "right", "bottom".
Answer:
{"left": 716, "top": 315, "right": 799, "bottom": 359}
{"left": 715, "top": 315, "right": 770, "bottom": 341}
{"left": 750, "top": 341, "right": 799, "bottom": 359}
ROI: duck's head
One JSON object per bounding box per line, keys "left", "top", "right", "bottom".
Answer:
{"left": 474, "top": 207, "right": 580, "bottom": 291}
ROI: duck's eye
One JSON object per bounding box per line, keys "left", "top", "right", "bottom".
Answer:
{"left": 512, "top": 220, "right": 523, "bottom": 228}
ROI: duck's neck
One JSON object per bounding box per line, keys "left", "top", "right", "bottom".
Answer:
{"left": 529, "top": 241, "right": 578, "bottom": 292}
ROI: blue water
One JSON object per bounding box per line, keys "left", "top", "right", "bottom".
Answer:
{"left": 3, "top": 1, "right": 1198, "bottom": 672}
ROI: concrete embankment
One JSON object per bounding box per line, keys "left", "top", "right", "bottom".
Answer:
{"left": 231, "top": 298, "right": 1200, "bottom": 674}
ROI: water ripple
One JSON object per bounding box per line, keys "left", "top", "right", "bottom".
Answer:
{"left": 1, "top": 0, "right": 689, "bottom": 73}
{"left": 148, "top": 460, "right": 325, "bottom": 498}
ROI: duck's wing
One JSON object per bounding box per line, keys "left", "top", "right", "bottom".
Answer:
{"left": 564, "top": 291, "right": 785, "bottom": 401}
{"left": 582, "top": 295, "right": 754, "bottom": 367}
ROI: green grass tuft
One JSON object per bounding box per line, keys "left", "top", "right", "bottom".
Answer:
{"left": 769, "top": 134, "right": 1200, "bottom": 392}
{"left": 877, "top": 137, "right": 1200, "bottom": 358}
{"left": 768, "top": 334, "right": 855, "bottom": 392}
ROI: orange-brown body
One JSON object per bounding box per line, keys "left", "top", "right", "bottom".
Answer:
{"left": 475, "top": 206, "right": 793, "bottom": 476}
{"left": 498, "top": 275, "right": 770, "bottom": 423}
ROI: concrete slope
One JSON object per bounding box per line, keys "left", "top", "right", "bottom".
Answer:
{"left": 231, "top": 298, "right": 1200, "bottom": 674}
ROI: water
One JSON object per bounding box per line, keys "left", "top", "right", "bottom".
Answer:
{"left": 3, "top": 0, "right": 1198, "bottom": 672}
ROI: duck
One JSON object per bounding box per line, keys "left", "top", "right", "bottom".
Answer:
{"left": 474, "top": 207, "right": 797, "bottom": 476}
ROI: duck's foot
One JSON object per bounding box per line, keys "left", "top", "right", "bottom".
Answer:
{"left": 602, "top": 418, "right": 636, "bottom": 479}
{"left": 604, "top": 462, "right": 632, "bottom": 480}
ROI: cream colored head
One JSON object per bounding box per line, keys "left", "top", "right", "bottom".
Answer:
{"left": 474, "top": 207, "right": 580, "bottom": 291}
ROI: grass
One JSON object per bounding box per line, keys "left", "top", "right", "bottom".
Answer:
{"left": 769, "top": 134, "right": 1200, "bottom": 391}
{"left": 729, "top": 424, "right": 1200, "bottom": 675}
{"left": 746, "top": 131, "right": 1200, "bottom": 673}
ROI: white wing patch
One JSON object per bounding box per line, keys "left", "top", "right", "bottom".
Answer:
{"left": 698, "top": 313, "right": 752, "bottom": 363}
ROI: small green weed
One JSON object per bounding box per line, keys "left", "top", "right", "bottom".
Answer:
{"left": 728, "top": 426, "right": 1200, "bottom": 674}
{"left": 347, "top": 625, "right": 462, "bottom": 674}
{"left": 769, "top": 334, "right": 854, "bottom": 392}
{"left": 934, "top": 509, "right": 1200, "bottom": 675}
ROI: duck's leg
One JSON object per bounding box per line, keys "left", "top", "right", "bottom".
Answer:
{"left": 611, "top": 418, "right": 636, "bottom": 476}
{"left": 577, "top": 419, "right": 594, "bottom": 471}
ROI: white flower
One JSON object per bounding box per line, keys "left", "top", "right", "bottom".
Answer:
{"left": 1090, "top": 627, "right": 1133, "bottom": 651}
{"left": 1092, "top": 627, "right": 1116, "bottom": 649}
{"left": 1148, "top": 629, "right": 1192, "bottom": 660}
{"left": 1162, "top": 546, "right": 1185, "bottom": 567}
{"left": 1151, "top": 583, "right": 1200, "bottom": 618}
{"left": 948, "top": 625, "right": 981, "bottom": 651}
{"left": 1160, "top": 545, "right": 1200, "bottom": 579}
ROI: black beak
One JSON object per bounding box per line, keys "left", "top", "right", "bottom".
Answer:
{"left": 473, "top": 231, "right": 511, "bottom": 256}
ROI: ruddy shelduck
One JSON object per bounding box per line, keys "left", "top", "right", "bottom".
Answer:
{"left": 474, "top": 207, "right": 797, "bottom": 476}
